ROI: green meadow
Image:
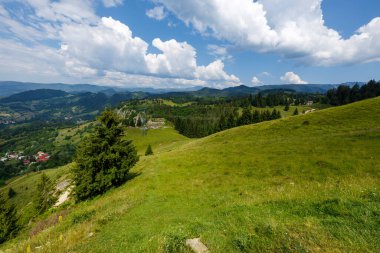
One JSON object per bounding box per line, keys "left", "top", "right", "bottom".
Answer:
{"left": 1, "top": 97, "right": 379, "bottom": 252}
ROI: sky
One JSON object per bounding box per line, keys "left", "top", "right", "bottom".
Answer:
{"left": 0, "top": 0, "right": 379, "bottom": 89}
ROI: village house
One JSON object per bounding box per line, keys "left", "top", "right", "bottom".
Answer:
{"left": 306, "top": 101, "right": 314, "bottom": 106}
{"left": 146, "top": 118, "right": 166, "bottom": 129}
{"left": 36, "top": 151, "right": 50, "bottom": 162}
{"left": 7, "top": 152, "right": 20, "bottom": 160}
{"left": 0, "top": 119, "right": 16, "bottom": 125}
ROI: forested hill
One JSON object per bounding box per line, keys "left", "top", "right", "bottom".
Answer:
{"left": 0, "top": 89, "right": 68, "bottom": 103}
{"left": 153, "top": 84, "right": 341, "bottom": 100}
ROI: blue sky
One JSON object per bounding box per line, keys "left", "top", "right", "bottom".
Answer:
{"left": 0, "top": 0, "right": 379, "bottom": 89}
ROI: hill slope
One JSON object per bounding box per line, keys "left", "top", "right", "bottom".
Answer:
{"left": 2, "top": 98, "right": 380, "bottom": 252}
{"left": 0, "top": 89, "right": 68, "bottom": 103}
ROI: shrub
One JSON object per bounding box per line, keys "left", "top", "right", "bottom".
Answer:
{"left": 7, "top": 187, "right": 16, "bottom": 198}
{"left": 145, "top": 144, "right": 153, "bottom": 156}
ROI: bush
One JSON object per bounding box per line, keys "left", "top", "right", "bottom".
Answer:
{"left": 72, "top": 108, "right": 139, "bottom": 201}
{"left": 7, "top": 188, "right": 16, "bottom": 198}
{"left": 145, "top": 144, "right": 153, "bottom": 156}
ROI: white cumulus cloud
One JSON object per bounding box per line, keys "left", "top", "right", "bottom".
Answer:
{"left": 156, "top": 0, "right": 380, "bottom": 66}
{"left": 251, "top": 76, "right": 262, "bottom": 86}
{"left": 0, "top": 1, "right": 240, "bottom": 88}
{"left": 196, "top": 60, "right": 240, "bottom": 83}
{"left": 280, "top": 72, "right": 308, "bottom": 84}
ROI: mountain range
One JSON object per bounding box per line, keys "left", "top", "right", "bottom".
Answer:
{"left": 0, "top": 81, "right": 365, "bottom": 98}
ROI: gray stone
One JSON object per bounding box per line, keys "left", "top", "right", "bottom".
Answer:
{"left": 185, "top": 238, "right": 209, "bottom": 253}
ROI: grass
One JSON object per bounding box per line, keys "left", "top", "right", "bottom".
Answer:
{"left": 54, "top": 122, "right": 95, "bottom": 146}
{"left": 0, "top": 126, "right": 188, "bottom": 224}
{"left": 0, "top": 164, "right": 72, "bottom": 224}
{"left": 260, "top": 105, "right": 313, "bottom": 117}
{"left": 161, "top": 99, "right": 194, "bottom": 107}
{"left": 125, "top": 126, "right": 190, "bottom": 156}
{"left": 1, "top": 97, "right": 379, "bottom": 252}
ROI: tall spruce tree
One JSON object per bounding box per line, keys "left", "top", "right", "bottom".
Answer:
{"left": 33, "top": 173, "right": 57, "bottom": 215}
{"left": 0, "top": 193, "right": 18, "bottom": 244}
{"left": 72, "top": 108, "right": 139, "bottom": 201}
{"left": 293, "top": 108, "right": 299, "bottom": 115}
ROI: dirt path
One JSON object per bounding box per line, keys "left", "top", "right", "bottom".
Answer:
{"left": 54, "top": 179, "right": 72, "bottom": 207}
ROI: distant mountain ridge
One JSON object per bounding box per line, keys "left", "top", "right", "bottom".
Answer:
{"left": 0, "top": 81, "right": 200, "bottom": 97}
{"left": 0, "top": 81, "right": 366, "bottom": 98}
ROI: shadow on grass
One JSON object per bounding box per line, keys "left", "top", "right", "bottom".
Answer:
{"left": 125, "top": 172, "right": 141, "bottom": 182}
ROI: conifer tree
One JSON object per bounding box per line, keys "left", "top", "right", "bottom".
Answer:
{"left": 284, "top": 103, "right": 290, "bottom": 111}
{"left": 72, "top": 108, "right": 139, "bottom": 201}
{"left": 218, "top": 114, "right": 227, "bottom": 131}
{"left": 33, "top": 173, "right": 56, "bottom": 214}
{"left": 7, "top": 188, "right": 16, "bottom": 199}
{"left": 271, "top": 109, "right": 280, "bottom": 120}
{"left": 0, "top": 193, "right": 18, "bottom": 243}
{"left": 276, "top": 110, "right": 282, "bottom": 119}
{"left": 238, "top": 107, "right": 252, "bottom": 125}
{"left": 136, "top": 116, "right": 143, "bottom": 127}
{"left": 293, "top": 108, "right": 299, "bottom": 115}
{"left": 145, "top": 144, "right": 153, "bottom": 156}
{"left": 252, "top": 110, "right": 260, "bottom": 123}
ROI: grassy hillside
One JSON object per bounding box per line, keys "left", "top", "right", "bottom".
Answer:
{"left": 126, "top": 127, "right": 190, "bottom": 156}
{"left": 0, "top": 126, "right": 188, "bottom": 224}
{"left": 1, "top": 98, "right": 380, "bottom": 252}
{"left": 0, "top": 165, "right": 72, "bottom": 224}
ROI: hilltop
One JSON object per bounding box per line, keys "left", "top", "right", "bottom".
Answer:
{"left": 1, "top": 97, "right": 379, "bottom": 252}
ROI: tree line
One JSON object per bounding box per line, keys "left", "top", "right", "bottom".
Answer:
{"left": 326, "top": 80, "right": 380, "bottom": 106}
{"left": 171, "top": 108, "right": 281, "bottom": 138}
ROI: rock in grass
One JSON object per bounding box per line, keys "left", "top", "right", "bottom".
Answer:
{"left": 185, "top": 238, "right": 209, "bottom": 253}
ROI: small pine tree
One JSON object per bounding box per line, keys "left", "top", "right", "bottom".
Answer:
{"left": 276, "top": 110, "right": 282, "bottom": 119}
{"left": 136, "top": 116, "right": 143, "bottom": 127}
{"left": 0, "top": 193, "right": 19, "bottom": 243}
{"left": 145, "top": 144, "right": 153, "bottom": 156}
{"left": 284, "top": 103, "right": 290, "bottom": 111}
{"left": 33, "top": 173, "right": 56, "bottom": 215}
{"left": 293, "top": 108, "right": 299, "bottom": 115}
{"left": 252, "top": 110, "right": 260, "bottom": 123}
{"left": 270, "top": 109, "right": 279, "bottom": 120}
{"left": 7, "top": 188, "right": 16, "bottom": 199}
